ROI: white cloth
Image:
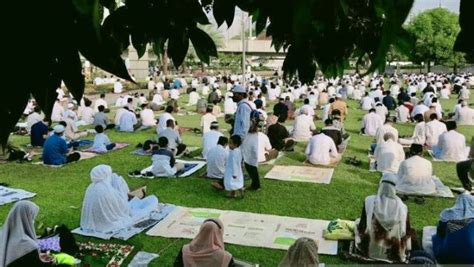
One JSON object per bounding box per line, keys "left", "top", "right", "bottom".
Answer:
{"left": 0, "top": 201, "right": 39, "bottom": 267}
{"left": 375, "top": 124, "right": 399, "bottom": 145}
{"left": 241, "top": 133, "right": 259, "bottom": 166}
{"left": 224, "top": 148, "right": 244, "bottom": 191}
{"left": 202, "top": 130, "right": 223, "bottom": 159}
{"left": 51, "top": 102, "right": 64, "bottom": 122}
{"left": 206, "top": 145, "right": 228, "bottom": 179}
{"left": 396, "top": 156, "right": 436, "bottom": 195}
{"left": 113, "top": 81, "right": 123, "bottom": 94}
{"left": 425, "top": 120, "right": 447, "bottom": 147}
{"left": 459, "top": 88, "right": 470, "bottom": 100}
{"left": 169, "top": 89, "right": 180, "bottom": 100}
{"left": 94, "top": 98, "right": 108, "bottom": 112}
{"left": 454, "top": 107, "right": 474, "bottom": 125}
{"left": 399, "top": 122, "right": 426, "bottom": 146}
{"left": 119, "top": 111, "right": 137, "bottom": 132}
{"left": 396, "top": 105, "right": 410, "bottom": 123}
{"left": 91, "top": 133, "right": 112, "bottom": 153}
{"left": 411, "top": 104, "right": 429, "bottom": 118}
{"left": 375, "top": 105, "right": 388, "bottom": 122}
{"left": 140, "top": 109, "right": 156, "bottom": 127}
{"left": 157, "top": 112, "right": 175, "bottom": 134}
{"left": 114, "top": 108, "right": 126, "bottom": 125}
{"left": 80, "top": 165, "right": 133, "bottom": 233}
{"left": 188, "top": 92, "right": 200, "bottom": 106}
{"left": 257, "top": 132, "right": 272, "bottom": 163}
{"left": 224, "top": 98, "right": 237, "bottom": 114}
{"left": 362, "top": 112, "right": 383, "bottom": 136}
{"left": 361, "top": 97, "right": 374, "bottom": 110}
{"left": 374, "top": 139, "right": 405, "bottom": 174}
{"left": 152, "top": 94, "right": 164, "bottom": 105}
{"left": 26, "top": 112, "right": 44, "bottom": 132}
{"left": 201, "top": 113, "right": 217, "bottom": 134}
{"left": 79, "top": 107, "right": 94, "bottom": 125}
{"left": 291, "top": 114, "right": 316, "bottom": 141}
{"left": 305, "top": 133, "right": 339, "bottom": 165}
{"left": 434, "top": 130, "right": 467, "bottom": 162}
{"left": 152, "top": 154, "right": 177, "bottom": 176}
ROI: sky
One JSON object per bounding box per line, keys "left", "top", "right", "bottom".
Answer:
{"left": 217, "top": 0, "right": 461, "bottom": 39}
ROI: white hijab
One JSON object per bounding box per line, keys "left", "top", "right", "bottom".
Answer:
{"left": 80, "top": 165, "right": 133, "bottom": 233}
{"left": 368, "top": 174, "right": 408, "bottom": 233}
{"left": 0, "top": 201, "right": 39, "bottom": 267}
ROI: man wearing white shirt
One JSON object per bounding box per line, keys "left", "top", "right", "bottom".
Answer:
{"left": 118, "top": 107, "right": 138, "bottom": 132}
{"left": 94, "top": 94, "right": 109, "bottom": 113}
{"left": 300, "top": 98, "right": 315, "bottom": 118}
{"left": 26, "top": 106, "right": 44, "bottom": 132}
{"left": 257, "top": 128, "right": 277, "bottom": 163}
{"left": 51, "top": 100, "right": 65, "bottom": 122}
{"left": 425, "top": 113, "right": 447, "bottom": 148}
{"left": 411, "top": 101, "right": 429, "bottom": 118}
{"left": 396, "top": 102, "right": 410, "bottom": 123}
{"left": 440, "top": 86, "right": 450, "bottom": 99}
{"left": 187, "top": 88, "right": 200, "bottom": 106}
{"left": 399, "top": 114, "right": 426, "bottom": 146}
{"left": 151, "top": 93, "right": 165, "bottom": 111}
{"left": 374, "top": 133, "right": 405, "bottom": 174}
{"left": 459, "top": 86, "right": 470, "bottom": 100}
{"left": 375, "top": 102, "right": 388, "bottom": 123}
{"left": 200, "top": 106, "right": 217, "bottom": 134}
{"left": 305, "top": 133, "right": 340, "bottom": 165}
{"left": 207, "top": 136, "right": 229, "bottom": 179}
{"left": 361, "top": 109, "right": 383, "bottom": 136}
{"left": 78, "top": 100, "right": 94, "bottom": 125}
{"left": 169, "top": 88, "right": 180, "bottom": 100}
{"left": 157, "top": 106, "right": 175, "bottom": 134}
{"left": 202, "top": 121, "right": 223, "bottom": 159}
{"left": 396, "top": 144, "right": 436, "bottom": 195}
{"left": 374, "top": 117, "right": 399, "bottom": 145}
{"left": 361, "top": 92, "right": 375, "bottom": 110}
{"left": 291, "top": 109, "right": 316, "bottom": 141}
{"left": 433, "top": 121, "right": 468, "bottom": 162}
{"left": 224, "top": 95, "right": 237, "bottom": 115}
{"left": 113, "top": 80, "right": 123, "bottom": 94}
{"left": 140, "top": 104, "right": 156, "bottom": 127}
{"left": 454, "top": 101, "right": 474, "bottom": 125}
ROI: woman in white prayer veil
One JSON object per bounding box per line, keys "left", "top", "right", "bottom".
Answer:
{"left": 354, "top": 173, "right": 416, "bottom": 263}
{"left": 80, "top": 165, "right": 159, "bottom": 234}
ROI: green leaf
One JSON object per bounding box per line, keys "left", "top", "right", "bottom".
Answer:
{"left": 100, "top": 0, "right": 117, "bottom": 12}
{"left": 213, "top": 0, "right": 236, "bottom": 27}
{"left": 59, "top": 49, "right": 85, "bottom": 103}
{"left": 454, "top": 0, "right": 474, "bottom": 56}
{"left": 189, "top": 27, "right": 218, "bottom": 64}
{"left": 131, "top": 33, "right": 147, "bottom": 58}
{"left": 168, "top": 29, "right": 190, "bottom": 67}
{"left": 153, "top": 37, "right": 167, "bottom": 56}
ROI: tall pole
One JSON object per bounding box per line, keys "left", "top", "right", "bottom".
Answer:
{"left": 241, "top": 10, "right": 246, "bottom": 86}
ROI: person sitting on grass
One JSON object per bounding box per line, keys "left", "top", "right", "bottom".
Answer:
{"left": 81, "top": 165, "right": 158, "bottom": 234}
{"left": 305, "top": 132, "right": 340, "bottom": 166}
{"left": 395, "top": 144, "right": 436, "bottom": 196}
{"left": 159, "top": 119, "right": 187, "bottom": 156}
{"left": 267, "top": 115, "right": 295, "bottom": 152}
{"left": 207, "top": 137, "right": 229, "bottom": 184}
{"left": 398, "top": 114, "right": 426, "bottom": 146}
{"left": 374, "top": 133, "right": 405, "bottom": 174}
{"left": 224, "top": 135, "right": 244, "bottom": 198}
{"left": 93, "top": 105, "right": 114, "bottom": 130}
{"left": 321, "top": 118, "right": 343, "bottom": 148}
{"left": 43, "top": 125, "right": 81, "bottom": 165}
{"left": 150, "top": 137, "right": 184, "bottom": 177}
{"left": 291, "top": 109, "right": 316, "bottom": 141}
{"left": 90, "top": 125, "right": 116, "bottom": 153}
{"left": 30, "top": 117, "right": 50, "bottom": 147}
{"left": 174, "top": 219, "right": 234, "bottom": 267}
{"left": 140, "top": 103, "right": 157, "bottom": 127}
{"left": 202, "top": 121, "right": 223, "bottom": 159}
{"left": 361, "top": 108, "right": 383, "bottom": 137}
{"left": 432, "top": 192, "right": 474, "bottom": 264}
{"left": 256, "top": 121, "right": 279, "bottom": 162}
{"left": 354, "top": 173, "right": 417, "bottom": 263}
{"left": 118, "top": 106, "right": 139, "bottom": 132}
{"left": 425, "top": 113, "right": 447, "bottom": 148}
{"left": 278, "top": 237, "right": 319, "bottom": 267}
{"left": 432, "top": 120, "right": 467, "bottom": 162}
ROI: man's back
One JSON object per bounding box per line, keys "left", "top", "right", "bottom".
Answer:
{"left": 159, "top": 128, "right": 180, "bottom": 150}
{"left": 31, "top": 121, "right": 48, "bottom": 147}
{"left": 322, "top": 126, "right": 342, "bottom": 147}
{"left": 306, "top": 134, "right": 337, "bottom": 165}
{"left": 202, "top": 130, "right": 223, "bottom": 158}
{"left": 93, "top": 112, "right": 108, "bottom": 128}
{"left": 438, "top": 131, "right": 467, "bottom": 161}
{"left": 207, "top": 145, "right": 228, "bottom": 178}
{"left": 43, "top": 134, "right": 67, "bottom": 165}
{"left": 119, "top": 111, "right": 136, "bottom": 132}
{"left": 267, "top": 123, "right": 289, "bottom": 150}
{"left": 425, "top": 120, "right": 447, "bottom": 147}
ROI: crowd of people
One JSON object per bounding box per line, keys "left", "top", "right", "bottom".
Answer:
{"left": 2, "top": 70, "right": 474, "bottom": 265}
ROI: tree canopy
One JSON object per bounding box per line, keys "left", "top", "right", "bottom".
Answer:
{"left": 1, "top": 0, "right": 473, "bottom": 146}
{"left": 407, "top": 7, "right": 465, "bottom": 72}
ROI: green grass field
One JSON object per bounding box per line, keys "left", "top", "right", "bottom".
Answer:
{"left": 0, "top": 92, "right": 472, "bottom": 266}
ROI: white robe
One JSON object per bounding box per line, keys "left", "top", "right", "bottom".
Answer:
{"left": 454, "top": 107, "right": 474, "bottom": 125}
{"left": 224, "top": 148, "right": 243, "bottom": 191}
{"left": 305, "top": 133, "right": 339, "bottom": 165}
{"left": 202, "top": 130, "right": 223, "bottom": 159}
{"left": 375, "top": 124, "right": 399, "bottom": 145}
{"left": 425, "top": 120, "right": 447, "bottom": 147}
{"left": 291, "top": 114, "right": 316, "bottom": 141}
{"left": 433, "top": 130, "right": 467, "bottom": 162}
{"left": 374, "top": 139, "right": 405, "bottom": 174}
{"left": 206, "top": 145, "right": 228, "bottom": 179}
{"left": 396, "top": 156, "right": 436, "bottom": 195}
{"left": 362, "top": 112, "right": 383, "bottom": 136}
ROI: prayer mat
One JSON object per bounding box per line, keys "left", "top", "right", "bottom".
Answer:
{"left": 146, "top": 206, "right": 338, "bottom": 255}
{"left": 77, "top": 241, "right": 134, "bottom": 267}
{"left": 72, "top": 204, "right": 176, "bottom": 240}
{"left": 83, "top": 143, "right": 130, "bottom": 154}
{"left": 303, "top": 159, "right": 342, "bottom": 168}
{"left": 32, "top": 151, "right": 98, "bottom": 167}
{"left": 131, "top": 149, "right": 151, "bottom": 156}
{"left": 427, "top": 147, "right": 470, "bottom": 162}
{"left": 139, "top": 160, "right": 206, "bottom": 178}
{"left": 396, "top": 176, "right": 454, "bottom": 198}
{"left": 264, "top": 165, "right": 334, "bottom": 184}
{"left": 176, "top": 147, "right": 200, "bottom": 158}
{"left": 0, "top": 186, "right": 36, "bottom": 206}
{"left": 128, "top": 251, "right": 159, "bottom": 267}
{"left": 422, "top": 226, "right": 437, "bottom": 257}
{"left": 260, "top": 152, "right": 284, "bottom": 165}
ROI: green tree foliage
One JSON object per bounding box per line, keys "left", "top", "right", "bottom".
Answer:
{"left": 2, "top": 0, "right": 474, "bottom": 145}
{"left": 407, "top": 8, "right": 466, "bottom": 72}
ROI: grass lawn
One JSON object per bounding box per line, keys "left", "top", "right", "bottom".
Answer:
{"left": 0, "top": 91, "right": 472, "bottom": 266}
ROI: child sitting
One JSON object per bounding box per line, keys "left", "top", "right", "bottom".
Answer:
{"left": 150, "top": 137, "right": 184, "bottom": 177}
{"left": 90, "top": 125, "right": 116, "bottom": 153}
{"left": 223, "top": 135, "right": 244, "bottom": 198}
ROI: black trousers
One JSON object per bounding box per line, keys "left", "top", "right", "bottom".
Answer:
{"left": 66, "top": 152, "right": 81, "bottom": 163}
{"left": 244, "top": 163, "right": 260, "bottom": 189}
{"left": 456, "top": 159, "right": 473, "bottom": 191}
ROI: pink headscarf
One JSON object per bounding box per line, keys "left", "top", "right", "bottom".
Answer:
{"left": 182, "top": 219, "right": 232, "bottom": 267}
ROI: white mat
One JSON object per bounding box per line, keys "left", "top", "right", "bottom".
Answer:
{"left": 146, "top": 206, "right": 338, "bottom": 255}
{"left": 264, "top": 165, "right": 334, "bottom": 184}
{"left": 397, "top": 176, "right": 454, "bottom": 198}
{"left": 140, "top": 160, "right": 206, "bottom": 178}
{"left": 72, "top": 204, "right": 176, "bottom": 240}
{"left": 0, "top": 186, "right": 36, "bottom": 205}
{"left": 422, "top": 226, "right": 437, "bottom": 257}
{"left": 427, "top": 147, "right": 470, "bottom": 162}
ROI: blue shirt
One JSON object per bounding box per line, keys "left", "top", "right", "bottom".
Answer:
{"left": 43, "top": 134, "right": 68, "bottom": 165}
{"left": 30, "top": 121, "right": 48, "bottom": 147}
{"left": 233, "top": 100, "right": 252, "bottom": 139}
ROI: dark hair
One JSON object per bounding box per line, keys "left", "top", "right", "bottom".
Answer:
{"left": 210, "top": 122, "right": 219, "bottom": 130}
{"left": 158, "top": 136, "right": 169, "bottom": 147}
{"left": 143, "top": 140, "right": 156, "bottom": 151}
{"left": 165, "top": 106, "right": 174, "bottom": 113}
{"left": 324, "top": 118, "right": 333, "bottom": 125}
{"left": 59, "top": 121, "right": 67, "bottom": 127}
{"left": 217, "top": 136, "right": 229, "bottom": 146}
{"left": 446, "top": 120, "right": 457, "bottom": 131}
{"left": 34, "top": 106, "right": 42, "bottom": 113}
{"left": 206, "top": 106, "right": 213, "bottom": 113}
{"left": 141, "top": 103, "right": 148, "bottom": 109}
{"left": 304, "top": 98, "right": 309, "bottom": 104}
{"left": 95, "top": 125, "right": 104, "bottom": 133}
{"left": 429, "top": 113, "right": 438, "bottom": 120}
{"left": 410, "top": 144, "right": 423, "bottom": 155}
{"left": 166, "top": 119, "right": 174, "bottom": 127}
{"left": 100, "top": 93, "right": 105, "bottom": 98}
{"left": 369, "top": 108, "right": 376, "bottom": 113}
{"left": 230, "top": 135, "right": 242, "bottom": 147}
{"left": 329, "top": 98, "right": 335, "bottom": 103}
{"left": 98, "top": 105, "right": 105, "bottom": 112}
{"left": 127, "top": 98, "right": 133, "bottom": 103}
{"left": 277, "top": 115, "right": 287, "bottom": 123}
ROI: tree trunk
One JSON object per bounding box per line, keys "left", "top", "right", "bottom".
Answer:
{"left": 426, "top": 60, "right": 431, "bottom": 72}
{"left": 453, "top": 63, "right": 458, "bottom": 74}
